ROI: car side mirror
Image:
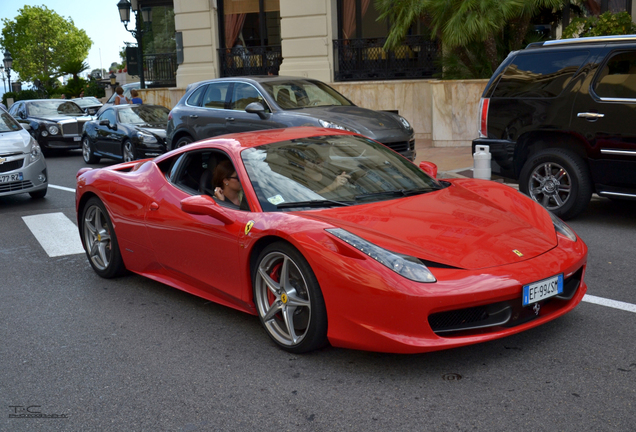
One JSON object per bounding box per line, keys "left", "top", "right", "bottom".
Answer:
{"left": 419, "top": 161, "right": 438, "bottom": 179}
{"left": 180, "top": 195, "right": 235, "bottom": 225}
{"left": 99, "top": 119, "right": 109, "bottom": 126}
{"left": 245, "top": 102, "right": 269, "bottom": 119}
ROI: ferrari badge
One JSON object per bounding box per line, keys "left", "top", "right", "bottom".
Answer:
{"left": 245, "top": 220, "right": 255, "bottom": 235}
{"left": 513, "top": 249, "right": 523, "bottom": 257}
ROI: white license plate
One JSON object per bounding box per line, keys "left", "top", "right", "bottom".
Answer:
{"left": 74, "top": 136, "right": 81, "bottom": 141}
{"left": 522, "top": 274, "right": 563, "bottom": 306}
{"left": 0, "top": 172, "right": 23, "bottom": 183}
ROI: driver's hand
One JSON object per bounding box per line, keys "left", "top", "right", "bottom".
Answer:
{"left": 335, "top": 171, "right": 350, "bottom": 186}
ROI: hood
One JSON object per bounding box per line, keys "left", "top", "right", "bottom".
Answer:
{"left": 300, "top": 181, "right": 557, "bottom": 270}
{"left": 291, "top": 106, "right": 410, "bottom": 138}
{"left": 134, "top": 125, "right": 167, "bottom": 138}
{"left": 30, "top": 114, "right": 91, "bottom": 122}
{"left": 0, "top": 129, "right": 33, "bottom": 153}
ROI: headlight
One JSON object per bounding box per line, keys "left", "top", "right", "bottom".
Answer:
{"left": 318, "top": 119, "right": 355, "bottom": 132}
{"left": 28, "top": 139, "right": 42, "bottom": 164}
{"left": 398, "top": 115, "right": 411, "bottom": 130}
{"left": 47, "top": 125, "right": 59, "bottom": 135}
{"left": 137, "top": 131, "right": 158, "bottom": 143}
{"left": 326, "top": 228, "right": 436, "bottom": 283}
{"left": 550, "top": 212, "right": 577, "bottom": 242}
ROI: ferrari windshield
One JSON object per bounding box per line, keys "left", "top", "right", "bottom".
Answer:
{"left": 241, "top": 134, "right": 443, "bottom": 211}
{"left": 27, "top": 100, "right": 84, "bottom": 116}
{"left": 260, "top": 79, "right": 354, "bottom": 110}
{"left": 117, "top": 105, "right": 169, "bottom": 125}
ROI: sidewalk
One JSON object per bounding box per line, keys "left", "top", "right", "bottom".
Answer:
{"left": 414, "top": 139, "right": 474, "bottom": 178}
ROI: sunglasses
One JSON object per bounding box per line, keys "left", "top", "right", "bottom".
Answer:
{"left": 228, "top": 175, "right": 239, "bottom": 181}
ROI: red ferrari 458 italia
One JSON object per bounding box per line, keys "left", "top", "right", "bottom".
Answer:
{"left": 76, "top": 127, "right": 588, "bottom": 354}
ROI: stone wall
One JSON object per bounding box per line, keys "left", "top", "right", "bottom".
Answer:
{"left": 139, "top": 78, "right": 488, "bottom": 148}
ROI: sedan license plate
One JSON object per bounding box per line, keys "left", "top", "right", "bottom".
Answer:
{"left": 74, "top": 136, "right": 81, "bottom": 141}
{"left": 522, "top": 274, "right": 563, "bottom": 306}
{"left": 0, "top": 172, "right": 23, "bottom": 183}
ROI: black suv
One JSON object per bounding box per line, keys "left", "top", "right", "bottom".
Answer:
{"left": 473, "top": 35, "right": 636, "bottom": 219}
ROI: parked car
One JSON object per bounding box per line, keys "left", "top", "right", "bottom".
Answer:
{"left": 75, "top": 126, "right": 587, "bottom": 354}
{"left": 72, "top": 96, "right": 103, "bottom": 115}
{"left": 473, "top": 35, "right": 636, "bottom": 219}
{"left": 82, "top": 104, "right": 170, "bottom": 164}
{"left": 166, "top": 76, "right": 416, "bottom": 160}
{"left": 8, "top": 99, "right": 92, "bottom": 151}
{"left": 0, "top": 106, "right": 47, "bottom": 199}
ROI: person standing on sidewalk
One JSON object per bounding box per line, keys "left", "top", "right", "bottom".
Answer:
{"left": 114, "top": 86, "right": 130, "bottom": 105}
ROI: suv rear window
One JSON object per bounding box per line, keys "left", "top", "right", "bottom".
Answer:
{"left": 492, "top": 51, "right": 589, "bottom": 98}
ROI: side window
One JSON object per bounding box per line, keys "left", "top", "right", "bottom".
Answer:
{"left": 99, "top": 109, "right": 117, "bottom": 125}
{"left": 201, "top": 83, "right": 230, "bottom": 109}
{"left": 186, "top": 85, "right": 207, "bottom": 107}
{"left": 492, "top": 50, "right": 589, "bottom": 98}
{"left": 230, "top": 82, "right": 266, "bottom": 111}
{"left": 594, "top": 51, "right": 636, "bottom": 99}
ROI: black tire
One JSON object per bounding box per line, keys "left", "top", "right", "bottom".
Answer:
{"left": 82, "top": 136, "right": 100, "bottom": 164}
{"left": 80, "top": 197, "right": 127, "bottom": 278}
{"left": 29, "top": 188, "right": 47, "bottom": 199}
{"left": 519, "top": 148, "right": 592, "bottom": 220}
{"left": 252, "top": 242, "right": 328, "bottom": 353}
{"left": 174, "top": 135, "right": 193, "bottom": 149}
{"left": 123, "top": 140, "right": 136, "bottom": 162}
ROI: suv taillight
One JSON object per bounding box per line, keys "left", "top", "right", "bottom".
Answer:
{"left": 478, "top": 98, "right": 489, "bottom": 138}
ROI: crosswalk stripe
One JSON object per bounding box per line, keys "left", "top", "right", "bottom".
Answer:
{"left": 22, "top": 212, "right": 85, "bottom": 257}
{"left": 583, "top": 294, "right": 636, "bottom": 314}
{"left": 50, "top": 184, "right": 76, "bottom": 193}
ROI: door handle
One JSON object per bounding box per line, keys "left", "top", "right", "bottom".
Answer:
{"left": 226, "top": 117, "right": 235, "bottom": 122}
{"left": 150, "top": 202, "right": 159, "bottom": 211}
{"left": 577, "top": 112, "right": 605, "bottom": 120}
{"left": 189, "top": 115, "right": 198, "bottom": 119}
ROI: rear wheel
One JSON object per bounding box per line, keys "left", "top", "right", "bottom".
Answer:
{"left": 123, "top": 140, "right": 136, "bottom": 162}
{"left": 252, "top": 242, "right": 328, "bottom": 353}
{"left": 174, "top": 135, "right": 193, "bottom": 149}
{"left": 81, "top": 197, "right": 126, "bottom": 278}
{"left": 82, "top": 136, "right": 100, "bottom": 164}
{"left": 519, "top": 148, "right": 592, "bottom": 220}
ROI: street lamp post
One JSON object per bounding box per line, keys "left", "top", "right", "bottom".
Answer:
{"left": 0, "top": 66, "right": 5, "bottom": 93}
{"left": 3, "top": 51, "right": 13, "bottom": 93}
{"left": 117, "top": 0, "right": 152, "bottom": 89}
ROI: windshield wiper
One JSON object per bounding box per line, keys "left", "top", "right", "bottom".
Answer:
{"left": 277, "top": 199, "right": 353, "bottom": 209}
{"left": 355, "top": 187, "right": 439, "bottom": 201}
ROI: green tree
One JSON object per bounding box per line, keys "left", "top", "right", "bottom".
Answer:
{"left": 376, "top": 0, "right": 562, "bottom": 78}
{"left": 0, "top": 5, "right": 92, "bottom": 83}
{"left": 563, "top": 11, "right": 636, "bottom": 39}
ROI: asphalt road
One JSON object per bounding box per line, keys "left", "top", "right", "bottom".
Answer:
{"left": 1, "top": 150, "right": 635, "bottom": 431}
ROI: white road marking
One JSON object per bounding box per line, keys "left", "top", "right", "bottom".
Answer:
{"left": 50, "top": 184, "right": 76, "bottom": 193}
{"left": 583, "top": 294, "right": 636, "bottom": 314}
{"left": 22, "top": 212, "right": 85, "bottom": 257}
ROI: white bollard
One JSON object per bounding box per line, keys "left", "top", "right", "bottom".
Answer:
{"left": 473, "top": 145, "right": 491, "bottom": 180}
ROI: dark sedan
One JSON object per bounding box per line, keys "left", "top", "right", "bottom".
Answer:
{"left": 166, "top": 76, "right": 416, "bottom": 160}
{"left": 8, "top": 99, "right": 92, "bottom": 151}
{"left": 81, "top": 104, "right": 169, "bottom": 164}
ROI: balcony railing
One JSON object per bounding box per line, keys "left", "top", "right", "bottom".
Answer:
{"left": 143, "top": 53, "right": 177, "bottom": 87}
{"left": 218, "top": 45, "right": 283, "bottom": 77}
{"left": 333, "top": 36, "right": 439, "bottom": 82}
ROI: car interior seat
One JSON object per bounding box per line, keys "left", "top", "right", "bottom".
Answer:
{"left": 275, "top": 88, "right": 296, "bottom": 108}
{"left": 204, "top": 87, "right": 224, "bottom": 109}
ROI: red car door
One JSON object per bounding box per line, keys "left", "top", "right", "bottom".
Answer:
{"left": 143, "top": 179, "right": 253, "bottom": 309}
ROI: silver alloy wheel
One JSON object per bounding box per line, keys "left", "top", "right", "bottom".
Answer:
{"left": 254, "top": 251, "right": 312, "bottom": 347}
{"left": 83, "top": 204, "right": 113, "bottom": 271}
{"left": 82, "top": 137, "right": 91, "bottom": 163}
{"left": 123, "top": 141, "right": 135, "bottom": 162}
{"left": 528, "top": 161, "right": 572, "bottom": 210}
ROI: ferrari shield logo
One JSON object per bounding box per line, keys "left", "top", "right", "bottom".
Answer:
{"left": 244, "top": 220, "right": 255, "bottom": 235}
{"left": 513, "top": 249, "right": 523, "bottom": 257}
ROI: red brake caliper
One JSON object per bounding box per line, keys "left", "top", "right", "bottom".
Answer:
{"left": 267, "top": 262, "right": 282, "bottom": 306}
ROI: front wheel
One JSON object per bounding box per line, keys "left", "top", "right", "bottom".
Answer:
{"left": 82, "top": 136, "right": 100, "bottom": 164}
{"left": 519, "top": 148, "right": 592, "bottom": 220}
{"left": 81, "top": 197, "right": 127, "bottom": 278}
{"left": 252, "top": 242, "right": 328, "bottom": 353}
{"left": 123, "top": 140, "right": 136, "bottom": 162}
